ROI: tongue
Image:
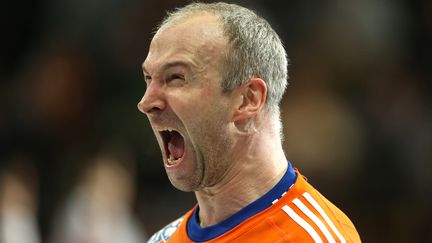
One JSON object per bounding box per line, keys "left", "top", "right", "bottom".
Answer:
{"left": 168, "top": 131, "right": 184, "bottom": 159}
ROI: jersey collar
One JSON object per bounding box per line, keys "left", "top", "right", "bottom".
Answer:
{"left": 187, "top": 161, "right": 297, "bottom": 242}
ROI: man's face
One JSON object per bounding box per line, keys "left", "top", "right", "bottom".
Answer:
{"left": 138, "top": 14, "right": 237, "bottom": 191}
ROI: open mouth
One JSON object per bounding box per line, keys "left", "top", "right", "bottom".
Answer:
{"left": 159, "top": 129, "right": 185, "bottom": 166}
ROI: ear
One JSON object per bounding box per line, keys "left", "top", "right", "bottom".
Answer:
{"left": 232, "top": 78, "right": 267, "bottom": 123}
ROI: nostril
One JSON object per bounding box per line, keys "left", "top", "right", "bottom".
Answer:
{"left": 148, "top": 107, "right": 162, "bottom": 114}
{"left": 137, "top": 99, "right": 164, "bottom": 115}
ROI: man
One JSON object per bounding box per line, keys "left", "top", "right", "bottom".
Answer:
{"left": 138, "top": 2, "right": 361, "bottom": 242}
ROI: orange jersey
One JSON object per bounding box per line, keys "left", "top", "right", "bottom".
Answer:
{"left": 149, "top": 165, "right": 360, "bottom": 243}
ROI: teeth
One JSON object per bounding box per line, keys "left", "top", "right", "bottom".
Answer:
{"left": 158, "top": 128, "right": 175, "bottom": 132}
{"left": 167, "top": 154, "right": 179, "bottom": 165}
{"left": 167, "top": 154, "right": 174, "bottom": 165}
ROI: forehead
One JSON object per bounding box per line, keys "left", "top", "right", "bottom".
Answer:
{"left": 143, "top": 13, "right": 226, "bottom": 72}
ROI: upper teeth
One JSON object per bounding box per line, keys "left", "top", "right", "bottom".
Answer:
{"left": 159, "top": 128, "right": 174, "bottom": 132}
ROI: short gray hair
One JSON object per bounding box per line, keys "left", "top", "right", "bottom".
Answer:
{"left": 158, "top": 2, "right": 288, "bottom": 115}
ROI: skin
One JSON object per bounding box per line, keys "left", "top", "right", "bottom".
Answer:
{"left": 137, "top": 12, "right": 288, "bottom": 227}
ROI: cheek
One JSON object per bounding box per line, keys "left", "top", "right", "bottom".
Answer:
{"left": 174, "top": 97, "right": 219, "bottom": 123}
{"left": 200, "top": 85, "right": 218, "bottom": 97}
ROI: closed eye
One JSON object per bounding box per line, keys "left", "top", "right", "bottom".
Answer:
{"left": 165, "top": 73, "right": 186, "bottom": 86}
{"left": 167, "top": 74, "right": 184, "bottom": 81}
{"left": 144, "top": 75, "right": 152, "bottom": 85}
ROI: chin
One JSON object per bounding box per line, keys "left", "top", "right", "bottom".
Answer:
{"left": 169, "top": 181, "right": 195, "bottom": 192}
{"left": 167, "top": 175, "right": 201, "bottom": 192}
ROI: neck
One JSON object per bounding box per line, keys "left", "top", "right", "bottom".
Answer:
{"left": 195, "top": 124, "right": 287, "bottom": 227}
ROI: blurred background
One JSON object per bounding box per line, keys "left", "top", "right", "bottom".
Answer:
{"left": 0, "top": 0, "right": 431, "bottom": 242}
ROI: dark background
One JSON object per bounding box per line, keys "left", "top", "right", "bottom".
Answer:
{"left": 1, "top": 0, "right": 431, "bottom": 242}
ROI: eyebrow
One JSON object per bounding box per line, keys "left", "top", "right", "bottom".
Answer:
{"left": 142, "top": 60, "right": 194, "bottom": 75}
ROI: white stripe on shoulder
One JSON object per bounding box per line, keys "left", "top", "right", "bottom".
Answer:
{"left": 147, "top": 216, "right": 184, "bottom": 243}
{"left": 282, "top": 205, "right": 323, "bottom": 243}
{"left": 302, "top": 192, "right": 346, "bottom": 243}
{"left": 292, "top": 198, "right": 336, "bottom": 243}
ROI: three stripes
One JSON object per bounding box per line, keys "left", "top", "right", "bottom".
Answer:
{"left": 280, "top": 192, "right": 346, "bottom": 243}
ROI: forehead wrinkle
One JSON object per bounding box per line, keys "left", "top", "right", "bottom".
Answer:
{"left": 143, "top": 54, "right": 199, "bottom": 76}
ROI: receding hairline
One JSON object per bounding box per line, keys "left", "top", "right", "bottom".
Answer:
{"left": 144, "top": 10, "right": 229, "bottom": 83}
{"left": 156, "top": 10, "right": 224, "bottom": 37}
{"left": 153, "top": 11, "right": 227, "bottom": 56}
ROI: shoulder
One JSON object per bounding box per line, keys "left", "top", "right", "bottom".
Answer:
{"left": 147, "top": 216, "right": 185, "bottom": 243}
{"left": 275, "top": 172, "right": 361, "bottom": 242}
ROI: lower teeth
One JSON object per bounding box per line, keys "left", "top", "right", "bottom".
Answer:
{"left": 167, "top": 154, "right": 179, "bottom": 165}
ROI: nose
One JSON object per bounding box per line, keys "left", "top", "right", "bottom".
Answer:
{"left": 137, "top": 81, "right": 166, "bottom": 115}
